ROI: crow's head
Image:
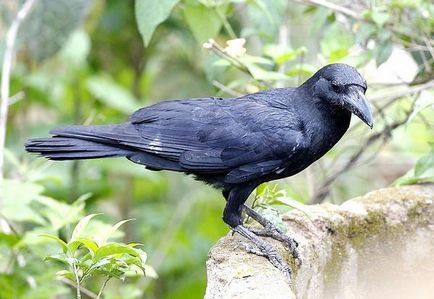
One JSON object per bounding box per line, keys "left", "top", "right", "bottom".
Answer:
{"left": 310, "top": 63, "right": 374, "bottom": 128}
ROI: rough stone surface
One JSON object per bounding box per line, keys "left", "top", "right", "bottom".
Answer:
{"left": 205, "top": 184, "right": 434, "bottom": 299}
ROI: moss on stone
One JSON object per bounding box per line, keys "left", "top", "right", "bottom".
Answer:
{"left": 323, "top": 238, "right": 348, "bottom": 291}
{"left": 322, "top": 210, "right": 396, "bottom": 288}
{"left": 287, "top": 254, "right": 300, "bottom": 280}
{"left": 320, "top": 195, "right": 434, "bottom": 290}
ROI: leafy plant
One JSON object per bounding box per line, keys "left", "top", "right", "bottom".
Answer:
{"left": 394, "top": 145, "right": 434, "bottom": 186}
{"left": 250, "top": 184, "right": 313, "bottom": 231}
{"left": 42, "top": 214, "right": 156, "bottom": 299}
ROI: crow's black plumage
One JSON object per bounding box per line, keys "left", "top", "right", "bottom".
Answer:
{"left": 26, "top": 63, "right": 373, "bottom": 278}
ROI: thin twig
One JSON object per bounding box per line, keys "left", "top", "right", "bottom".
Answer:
{"left": 8, "top": 91, "right": 25, "bottom": 105}
{"left": 73, "top": 263, "right": 82, "bottom": 299}
{"left": 292, "top": 0, "right": 434, "bottom": 48}
{"left": 215, "top": 6, "right": 237, "bottom": 39}
{"left": 299, "top": 0, "right": 361, "bottom": 20}
{"left": 370, "top": 80, "right": 434, "bottom": 102}
{"left": 96, "top": 277, "right": 111, "bottom": 299}
{"left": 61, "top": 278, "right": 98, "bottom": 299}
{"left": 204, "top": 39, "right": 255, "bottom": 79}
{"left": 0, "top": 0, "right": 38, "bottom": 185}
{"left": 211, "top": 80, "right": 243, "bottom": 97}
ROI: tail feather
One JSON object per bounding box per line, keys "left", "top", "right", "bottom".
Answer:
{"left": 25, "top": 124, "right": 133, "bottom": 160}
{"left": 25, "top": 124, "right": 185, "bottom": 172}
{"left": 25, "top": 137, "right": 132, "bottom": 160}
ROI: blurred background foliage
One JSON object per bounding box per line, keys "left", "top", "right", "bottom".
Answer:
{"left": 0, "top": 0, "right": 433, "bottom": 298}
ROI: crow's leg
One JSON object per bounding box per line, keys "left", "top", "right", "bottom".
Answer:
{"left": 223, "top": 186, "right": 293, "bottom": 279}
{"left": 243, "top": 205, "right": 301, "bottom": 266}
{"left": 232, "top": 224, "right": 292, "bottom": 279}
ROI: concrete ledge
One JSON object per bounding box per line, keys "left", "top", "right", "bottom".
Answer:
{"left": 205, "top": 184, "right": 434, "bottom": 299}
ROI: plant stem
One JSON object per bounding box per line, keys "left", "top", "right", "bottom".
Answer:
{"left": 73, "top": 263, "right": 82, "bottom": 299}
{"left": 215, "top": 7, "right": 236, "bottom": 39}
{"left": 96, "top": 277, "right": 111, "bottom": 299}
{"left": 0, "top": 0, "right": 38, "bottom": 186}
{"left": 61, "top": 278, "right": 98, "bottom": 299}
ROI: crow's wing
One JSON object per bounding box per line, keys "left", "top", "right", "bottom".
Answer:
{"left": 129, "top": 96, "right": 307, "bottom": 183}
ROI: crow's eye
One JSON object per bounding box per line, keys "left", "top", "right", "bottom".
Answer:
{"left": 331, "top": 82, "right": 344, "bottom": 93}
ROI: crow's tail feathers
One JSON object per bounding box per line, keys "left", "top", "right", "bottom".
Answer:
{"left": 25, "top": 124, "right": 132, "bottom": 160}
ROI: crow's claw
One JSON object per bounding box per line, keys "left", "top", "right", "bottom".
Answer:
{"left": 234, "top": 225, "right": 292, "bottom": 281}
{"left": 243, "top": 205, "right": 302, "bottom": 266}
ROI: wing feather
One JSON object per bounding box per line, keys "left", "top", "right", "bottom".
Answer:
{"left": 66, "top": 95, "right": 307, "bottom": 182}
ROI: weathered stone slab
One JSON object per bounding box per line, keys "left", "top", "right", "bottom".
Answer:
{"left": 205, "top": 185, "right": 434, "bottom": 299}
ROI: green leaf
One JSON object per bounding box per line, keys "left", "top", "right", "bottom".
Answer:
{"left": 86, "top": 75, "right": 140, "bottom": 114}
{"left": 40, "top": 234, "right": 68, "bottom": 253}
{"left": 355, "top": 23, "right": 377, "bottom": 45}
{"left": 56, "top": 270, "right": 76, "bottom": 281}
{"left": 311, "top": 7, "right": 331, "bottom": 34}
{"left": 183, "top": 3, "right": 222, "bottom": 43}
{"left": 414, "top": 151, "right": 434, "bottom": 178}
{"left": 369, "top": 8, "right": 390, "bottom": 27}
{"left": 245, "top": 0, "right": 285, "bottom": 39}
{"left": 94, "top": 243, "right": 140, "bottom": 262}
{"left": 344, "top": 49, "right": 374, "bottom": 68}
{"left": 394, "top": 148, "right": 434, "bottom": 185}
{"left": 1, "top": 179, "right": 46, "bottom": 224}
{"left": 135, "top": 0, "right": 180, "bottom": 46}
{"left": 44, "top": 253, "right": 70, "bottom": 265}
{"left": 86, "top": 258, "right": 112, "bottom": 276}
{"left": 286, "top": 63, "right": 317, "bottom": 77}
{"left": 263, "top": 44, "right": 307, "bottom": 65}
{"left": 255, "top": 183, "right": 267, "bottom": 198}
{"left": 0, "top": 233, "right": 20, "bottom": 247}
{"left": 68, "top": 239, "right": 99, "bottom": 255}
{"left": 407, "top": 90, "right": 434, "bottom": 123}
{"left": 59, "top": 30, "right": 91, "bottom": 69}
{"left": 249, "top": 0, "right": 274, "bottom": 23}
{"left": 375, "top": 40, "right": 393, "bottom": 66}
{"left": 144, "top": 265, "right": 158, "bottom": 278}
{"left": 35, "top": 195, "right": 86, "bottom": 230}
{"left": 70, "top": 214, "right": 102, "bottom": 242}
{"left": 320, "top": 23, "right": 354, "bottom": 62}
{"left": 131, "top": 247, "right": 148, "bottom": 267}
{"left": 246, "top": 64, "right": 289, "bottom": 81}
{"left": 95, "top": 219, "right": 135, "bottom": 247}
{"left": 274, "top": 197, "right": 314, "bottom": 221}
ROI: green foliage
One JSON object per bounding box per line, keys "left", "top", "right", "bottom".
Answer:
{"left": 264, "top": 45, "right": 307, "bottom": 65}
{"left": 251, "top": 184, "right": 313, "bottom": 231}
{"left": 321, "top": 23, "right": 354, "bottom": 62}
{"left": 0, "top": 0, "right": 90, "bottom": 64}
{"left": 394, "top": 146, "right": 434, "bottom": 185}
{"left": 86, "top": 75, "right": 141, "bottom": 114}
{"left": 183, "top": 3, "right": 222, "bottom": 43}
{"left": 43, "top": 214, "right": 156, "bottom": 298}
{"left": 135, "top": 0, "right": 180, "bottom": 46}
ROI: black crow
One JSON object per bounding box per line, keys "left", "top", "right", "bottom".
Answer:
{"left": 26, "top": 63, "right": 373, "bottom": 278}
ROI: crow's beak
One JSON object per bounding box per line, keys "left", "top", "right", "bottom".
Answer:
{"left": 344, "top": 86, "right": 374, "bottom": 129}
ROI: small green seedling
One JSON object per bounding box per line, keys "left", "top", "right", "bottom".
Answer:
{"left": 41, "top": 214, "right": 157, "bottom": 299}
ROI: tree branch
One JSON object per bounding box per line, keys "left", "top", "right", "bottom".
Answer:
{"left": 292, "top": 0, "right": 434, "bottom": 48}
{"left": 370, "top": 80, "right": 434, "bottom": 102}
{"left": 0, "top": 0, "right": 38, "bottom": 185}
{"left": 299, "top": 0, "right": 362, "bottom": 20}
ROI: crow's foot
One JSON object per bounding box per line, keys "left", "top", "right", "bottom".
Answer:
{"left": 233, "top": 225, "right": 292, "bottom": 280}
{"left": 243, "top": 205, "right": 301, "bottom": 266}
